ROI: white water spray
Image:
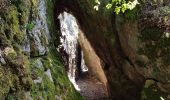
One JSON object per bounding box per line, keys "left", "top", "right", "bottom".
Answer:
{"left": 58, "top": 12, "right": 81, "bottom": 91}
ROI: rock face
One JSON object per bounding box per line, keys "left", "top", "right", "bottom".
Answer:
{"left": 55, "top": 0, "right": 144, "bottom": 100}
{"left": 78, "top": 30, "right": 108, "bottom": 92}
{"left": 55, "top": 0, "right": 170, "bottom": 99}
{"left": 0, "top": 0, "right": 169, "bottom": 99}
{"left": 117, "top": 2, "right": 170, "bottom": 99}
{"left": 0, "top": 0, "right": 82, "bottom": 99}
{"left": 28, "top": 0, "right": 49, "bottom": 57}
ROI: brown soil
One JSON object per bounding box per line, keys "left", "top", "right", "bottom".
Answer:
{"left": 76, "top": 72, "right": 108, "bottom": 100}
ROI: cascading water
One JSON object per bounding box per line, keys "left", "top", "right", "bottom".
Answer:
{"left": 58, "top": 12, "right": 88, "bottom": 91}
{"left": 57, "top": 11, "right": 108, "bottom": 99}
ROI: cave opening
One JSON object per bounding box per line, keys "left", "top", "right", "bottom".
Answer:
{"left": 55, "top": 10, "right": 109, "bottom": 99}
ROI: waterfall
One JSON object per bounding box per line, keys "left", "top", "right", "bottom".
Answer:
{"left": 81, "top": 51, "right": 88, "bottom": 72}
{"left": 58, "top": 12, "right": 88, "bottom": 91}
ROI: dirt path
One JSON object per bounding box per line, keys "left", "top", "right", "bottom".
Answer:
{"left": 76, "top": 72, "right": 108, "bottom": 100}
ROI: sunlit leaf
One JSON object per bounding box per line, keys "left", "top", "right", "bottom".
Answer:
{"left": 106, "top": 3, "right": 112, "bottom": 9}
{"left": 115, "top": 6, "right": 121, "bottom": 14}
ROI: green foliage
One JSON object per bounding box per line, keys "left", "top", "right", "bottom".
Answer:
{"left": 141, "top": 80, "right": 168, "bottom": 100}
{"left": 95, "top": 0, "right": 139, "bottom": 14}
{"left": 29, "top": 46, "right": 83, "bottom": 99}
{"left": 45, "top": 0, "right": 58, "bottom": 45}
{"left": 25, "top": 22, "right": 35, "bottom": 30}
{"left": 48, "top": 46, "right": 84, "bottom": 100}
{"left": 123, "top": 7, "right": 138, "bottom": 21}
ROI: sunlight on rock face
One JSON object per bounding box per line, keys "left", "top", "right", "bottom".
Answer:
{"left": 58, "top": 12, "right": 88, "bottom": 91}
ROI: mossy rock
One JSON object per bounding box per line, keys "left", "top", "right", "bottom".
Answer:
{"left": 30, "top": 58, "right": 45, "bottom": 78}
{"left": 29, "top": 37, "right": 39, "bottom": 57}
{"left": 0, "top": 66, "right": 14, "bottom": 98}
{"left": 141, "top": 80, "right": 168, "bottom": 100}
{"left": 42, "top": 74, "right": 55, "bottom": 99}
{"left": 1, "top": 5, "right": 25, "bottom": 44}
{"left": 4, "top": 47, "right": 17, "bottom": 59}
{"left": 18, "top": 0, "right": 31, "bottom": 25}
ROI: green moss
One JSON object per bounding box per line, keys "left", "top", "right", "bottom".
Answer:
{"left": 30, "top": 58, "right": 54, "bottom": 99}
{"left": 124, "top": 8, "right": 138, "bottom": 21}
{"left": 0, "top": 66, "right": 13, "bottom": 98}
{"left": 0, "top": 65, "right": 29, "bottom": 99}
{"left": 4, "top": 47, "right": 17, "bottom": 60}
{"left": 31, "top": 83, "right": 44, "bottom": 99}
{"left": 30, "top": 0, "right": 38, "bottom": 7}
{"left": 25, "top": 22, "right": 35, "bottom": 30}
{"left": 4, "top": 53, "right": 32, "bottom": 94}
{"left": 30, "top": 58, "right": 45, "bottom": 77}
{"left": 30, "top": 0, "right": 39, "bottom": 20}
{"left": 48, "top": 46, "right": 83, "bottom": 100}
{"left": 6, "top": 91, "right": 26, "bottom": 100}
{"left": 141, "top": 81, "right": 168, "bottom": 100}
{"left": 140, "top": 28, "right": 163, "bottom": 41}
{"left": 40, "top": 29, "right": 48, "bottom": 46}
{"left": 1, "top": 5, "right": 25, "bottom": 44}
{"left": 42, "top": 74, "right": 55, "bottom": 99}
{"left": 138, "top": 27, "right": 170, "bottom": 66}
{"left": 18, "top": 0, "right": 31, "bottom": 25}
{"left": 42, "top": 57, "right": 51, "bottom": 70}
{"left": 29, "top": 45, "right": 83, "bottom": 99}
{"left": 44, "top": 0, "right": 83, "bottom": 98}
{"left": 45, "top": 0, "right": 58, "bottom": 45}
{"left": 0, "top": 32, "right": 11, "bottom": 47}
{"left": 0, "top": 0, "right": 83, "bottom": 99}
{"left": 0, "top": 18, "right": 11, "bottom": 47}
{"left": 12, "top": 43, "right": 21, "bottom": 54}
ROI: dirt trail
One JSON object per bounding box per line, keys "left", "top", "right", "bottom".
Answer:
{"left": 76, "top": 72, "right": 108, "bottom": 100}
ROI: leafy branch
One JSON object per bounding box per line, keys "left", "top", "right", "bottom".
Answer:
{"left": 94, "top": 0, "right": 139, "bottom": 14}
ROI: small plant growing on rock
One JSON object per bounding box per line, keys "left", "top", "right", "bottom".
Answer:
{"left": 25, "top": 22, "right": 35, "bottom": 30}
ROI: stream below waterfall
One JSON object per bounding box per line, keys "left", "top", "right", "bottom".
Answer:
{"left": 57, "top": 11, "right": 108, "bottom": 99}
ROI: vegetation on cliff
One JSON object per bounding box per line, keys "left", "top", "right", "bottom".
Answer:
{"left": 0, "top": 0, "right": 169, "bottom": 99}
{"left": 0, "top": 0, "right": 83, "bottom": 99}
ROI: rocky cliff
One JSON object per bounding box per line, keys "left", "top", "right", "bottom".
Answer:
{"left": 0, "top": 0, "right": 170, "bottom": 100}
{"left": 54, "top": 0, "right": 170, "bottom": 100}
{"left": 0, "top": 0, "right": 82, "bottom": 99}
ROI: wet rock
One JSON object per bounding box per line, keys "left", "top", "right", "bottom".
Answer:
{"left": 157, "top": 82, "right": 170, "bottom": 93}
{"left": 33, "top": 77, "right": 42, "bottom": 84}
{"left": 44, "top": 69, "right": 53, "bottom": 82}
{"left": 167, "top": 95, "right": 170, "bottom": 99}
{"left": 4, "top": 47, "right": 16, "bottom": 57}
{"left": 55, "top": 95, "right": 62, "bottom": 100}
{"left": 22, "top": 34, "right": 30, "bottom": 56}
{"left": 0, "top": 50, "right": 6, "bottom": 65}
{"left": 25, "top": 91, "right": 33, "bottom": 100}
{"left": 78, "top": 30, "right": 108, "bottom": 90}
{"left": 29, "top": 0, "right": 49, "bottom": 57}
{"left": 34, "top": 59, "right": 43, "bottom": 69}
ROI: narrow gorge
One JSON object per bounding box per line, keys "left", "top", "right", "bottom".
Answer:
{"left": 0, "top": 0, "right": 170, "bottom": 100}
